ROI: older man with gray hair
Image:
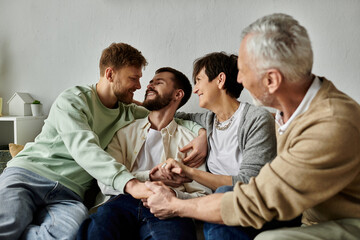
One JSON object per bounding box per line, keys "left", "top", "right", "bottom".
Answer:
{"left": 145, "top": 13, "right": 360, "bottom": 240}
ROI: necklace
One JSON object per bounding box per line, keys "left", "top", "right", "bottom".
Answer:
{"left": 214, "top": 115, "right": 234, "bottom": 131}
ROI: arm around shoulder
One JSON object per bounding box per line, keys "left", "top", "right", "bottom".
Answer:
{"left": 175, "top": 111, "right": 210, "bottom": 129}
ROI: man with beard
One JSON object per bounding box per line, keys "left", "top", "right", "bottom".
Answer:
{"left": 77, "top": 67, "right": 211, "bottom": 240}
{"left": 0, "top": 43, "right": 204, "bottom": 240}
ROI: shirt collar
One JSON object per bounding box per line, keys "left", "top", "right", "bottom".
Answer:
{"left": 161, "top": 118, "right": 178, "bottom": 136}
{"left": 275, "top": 76, "right": 322, "bottom": 135}
{"left": 139, "top": 117, "right": 178, "bottom": 136}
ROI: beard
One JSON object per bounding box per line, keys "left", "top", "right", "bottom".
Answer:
{"left": 114, "top": 91, "right": 132, "bottom": 104}
{"left": 113, "top": 82, "right": 133, "bottom": 104}
{"left": 143, "top": 90, "right": 173, "bottom": 111}
{"left": 251, "top": 91, "right": 273, "bottom": 107}
{"left": 250, "top": 80, "right": 274, "bottom": 107}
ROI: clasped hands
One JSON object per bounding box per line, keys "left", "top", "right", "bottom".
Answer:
{"left": 149, "top": 158, "right": 191, "bottom": 187}
{"left": 126, "top": 159, "right": 193, "bottom": 219}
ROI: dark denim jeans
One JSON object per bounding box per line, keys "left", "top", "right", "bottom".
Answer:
{"left": 77, "top": 194, "right": 197, "bottom": 240}
{"left": 203, "top": 186, "right": 302, "bottom": 240}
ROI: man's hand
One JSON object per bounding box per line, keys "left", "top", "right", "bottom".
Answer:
{"left": 143, "top": 181, "right": 178, "bottom": 219}
{"left": 145, "top": 181, "right": 224, "bottom": 224}
{"left": 124, "top": 179, "right": 153, "bottom": 199}
{"left": 180, "top": 128, "right": 207, "bottom": 167}
{"left": 149, "top": 161, "right": 191, "bottom": 187}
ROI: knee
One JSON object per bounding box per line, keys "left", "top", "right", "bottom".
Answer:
{"left": 71, "top": 202, "right": 90, "bottom": 226}
{"left": 203, "top": 222, "right": 219, "bottom": 239}
{"left": 94, "top": 203, "right": 118, "bottom": 219}
{"left": 214, "top": 185, "right": 233, "bottom": 193}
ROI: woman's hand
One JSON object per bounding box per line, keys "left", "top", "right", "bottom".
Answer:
{"left": 180, "top": 128, "right": 207, "bottom": 167}
{"left": 149, "top": 159, "right": 191, "bottom": 187}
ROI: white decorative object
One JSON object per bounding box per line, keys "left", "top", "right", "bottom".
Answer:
{"left": 0, "top": 116, "right": 46, "bottom": 145}
{"left": 7, "top": 92, "right": 34, "bottom": 116}
{"left": 31, "top": 103, "right": 43, "bottom": 116}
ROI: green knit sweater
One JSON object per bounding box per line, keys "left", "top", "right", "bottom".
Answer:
{"left": 8, "top": 85, "right": 151, "bottom": 198}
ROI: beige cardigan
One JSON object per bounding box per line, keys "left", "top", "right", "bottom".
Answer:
{"left": 221, "top": 78, "right": 360, "bottom": 228}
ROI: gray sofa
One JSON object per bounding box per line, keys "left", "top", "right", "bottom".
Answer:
{"left": 0, "top": 150, "right": 11, "bottom": 174}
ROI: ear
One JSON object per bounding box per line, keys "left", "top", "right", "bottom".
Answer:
{"left": 217, "top": 72, "right": 226, "bottom": 90}
{"left": 105, "top": 67, "right": 114, "bottom": 82}
{"left": 174, "top": 89, "right": 184, "bottom": 101}
{"left": 263, "top": 69, "right": 282, "bottom": 94}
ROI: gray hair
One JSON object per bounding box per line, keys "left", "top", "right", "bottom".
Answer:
{"left": 241, "top": 13, "right": 313, "bottom": 82}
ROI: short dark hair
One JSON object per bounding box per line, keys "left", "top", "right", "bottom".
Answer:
{"left": 99, "top": 43, "right": 148, "bottom": 76}
{"left": 193, "top": 52, "right": 243, "bottom": 98}
{"left": 155, "top": 67, "right": 192, "bottom": 109}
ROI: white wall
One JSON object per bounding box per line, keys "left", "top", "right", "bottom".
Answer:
{"left": 1, "top": 0, "right": 359, "bottom": 115}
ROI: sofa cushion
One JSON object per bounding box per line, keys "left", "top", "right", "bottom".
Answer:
{"left": 9, "top": 143, "right": 24, "bottom": 157}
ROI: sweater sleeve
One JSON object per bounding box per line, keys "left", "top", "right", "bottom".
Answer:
{"left": 54, "top": 94, "right": 135, "bottom": 193}
{"left": 101, "top": 133, "right": 136, "bottom": 194}
{"left": 232, "top": 107, "right": 277, "bottom": 184}
{"left": 174, "top": 117, "right": 203, "bottom": 134}
{"left": 175, "top": 111, "right": 209, "bottom": 129}
{"left": 221, "top": 118, "right": 360, "bottom": 228}
{"left": 131, "top": 104, "right": 150, "bottom": 119}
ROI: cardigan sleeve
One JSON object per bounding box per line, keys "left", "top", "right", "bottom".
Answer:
{"left": 175, "top": 111, "right": 210, "bottom": 129}
{"left": 232, "top": 106, "right": 277, "bottom": 184}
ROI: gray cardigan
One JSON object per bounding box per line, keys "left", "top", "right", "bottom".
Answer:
{"left": 176, "top": 102, "right": 276, "bottom": 185}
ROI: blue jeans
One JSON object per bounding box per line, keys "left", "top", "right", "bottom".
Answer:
{"left": 203, "top": 186, "right": 302, "bottom": 240}
{"left": 0, "top": 167, "right": 89, "bottom": 240}
{"left": 77, "top": 194, "right": 197, "bottom": 240}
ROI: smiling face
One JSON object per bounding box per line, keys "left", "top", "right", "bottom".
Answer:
{"left": 143, "top": 71, "right": 176, "bottom": 111}
{"left": 237, "top": 35, "right": 273, "bottom": 107}
{"left": 193, "top": 68, "right": 219, "bottom": 110}
{"left": 112, "top": 65, "right": 142, "bottom": 104}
